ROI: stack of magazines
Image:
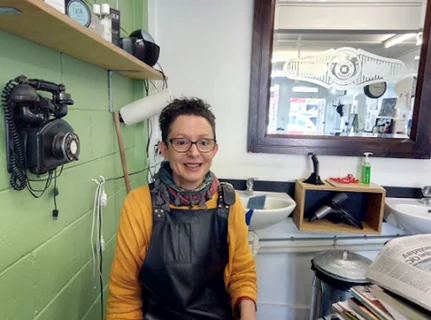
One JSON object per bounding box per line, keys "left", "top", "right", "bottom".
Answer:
{"left": 330, "top": 234, "right": 431, "bottom": 320}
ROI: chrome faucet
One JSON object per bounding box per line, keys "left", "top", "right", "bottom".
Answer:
{"left": 420, "top": 185, "right": 431, "bottom": 204}
{"left": 245, "top": 178, "right": 256, "bottom": 196}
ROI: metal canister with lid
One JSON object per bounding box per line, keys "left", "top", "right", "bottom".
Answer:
{"left": 309, "top": 250, "right": 372, "bottom": 320}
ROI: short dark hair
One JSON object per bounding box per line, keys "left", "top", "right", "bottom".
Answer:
{"left": 159, "top": 97, "right": 216, "bottom": 142}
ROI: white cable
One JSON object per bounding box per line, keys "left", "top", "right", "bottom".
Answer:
{"left": 99, "top": 175, "right": 108, "bottom": 208}
{"left": 98, "top": 176, "right": 106, "bottom": 254}
{"left": 96, "top": 187, "right": 100, "bottom": 275}
{"left": 100, "top": 185, "right": 108, "bottom": 207}
{"left": 90, "top": 176, "right": 108, "bottom": 290}
{"left": 91, "top": 179, "right": 102, "bottom": 280}
{"left": 147, "top": 118, "right": 154, "bottom": 183}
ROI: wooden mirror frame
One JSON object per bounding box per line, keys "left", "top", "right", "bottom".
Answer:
{"left": 248, "top": 0, "right": 431, "bottom": 159}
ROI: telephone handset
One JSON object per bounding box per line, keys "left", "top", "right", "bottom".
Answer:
{"left": 2, "top": 75, "right": 80, "bottom": 191}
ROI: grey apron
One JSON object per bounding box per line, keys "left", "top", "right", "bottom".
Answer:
{"left": 138, "top": 182, "right": 236, "bottom": 320}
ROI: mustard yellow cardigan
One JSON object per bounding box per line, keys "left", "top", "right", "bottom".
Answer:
{"left": 106, "top": 184, "right": 258, "bottom": 319}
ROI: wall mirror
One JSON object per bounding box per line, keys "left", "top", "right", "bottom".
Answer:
{"left": 248, "top": 0, "right": 431, "bottom": 158}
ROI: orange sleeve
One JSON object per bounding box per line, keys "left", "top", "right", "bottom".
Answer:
{"left": 106, "top": 186, "right": 153, "bottom": 320}
{"left": 224, "top": 191, "right": 258, "bottom": 318}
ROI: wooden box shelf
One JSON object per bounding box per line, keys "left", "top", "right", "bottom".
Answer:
{"left": 293, "top": 180, "right": 386, "bottom": 234}
{"left": 0, "top": 0, "right": 164, "bottom": 81}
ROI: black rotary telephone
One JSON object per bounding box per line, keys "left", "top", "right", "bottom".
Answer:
{"left": 2, "top": 75, "right": 80, "bottom": 191}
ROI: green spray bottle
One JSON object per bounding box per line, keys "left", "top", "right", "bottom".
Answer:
{"left": 361, "top": 152, "right": 373, "bottom": 184}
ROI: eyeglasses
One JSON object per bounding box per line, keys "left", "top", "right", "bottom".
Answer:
{"left": 168, "top": 138, "right": 217, "bottom": 153}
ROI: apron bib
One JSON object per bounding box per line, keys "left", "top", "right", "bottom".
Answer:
{"left": 138, "top": 183, "right": 236, "bottom": 320}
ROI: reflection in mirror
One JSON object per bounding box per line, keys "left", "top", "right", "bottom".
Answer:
{"left": 269, "top": 2, "right": 425, "bottom": 139}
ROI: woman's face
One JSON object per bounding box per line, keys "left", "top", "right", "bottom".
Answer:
{"left": 159, "top": 115, "right": 218, "bottom": 190}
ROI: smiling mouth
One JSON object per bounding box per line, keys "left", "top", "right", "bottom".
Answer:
{"left": 185, "top": 163, "right": 202, "bottom": 168}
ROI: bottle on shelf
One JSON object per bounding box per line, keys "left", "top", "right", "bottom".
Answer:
{"left": 100, "top": 3, "right": 112, "bottom": 42}
{"left": 361, "top": 152, "right": 373, "bottom": 184}
{"left": 88, "top": 4, "right": 103, "bottom": 37}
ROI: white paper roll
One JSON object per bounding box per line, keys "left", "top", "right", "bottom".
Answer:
{"left": 119, "top": 89, "right": 171, "bottom": 126}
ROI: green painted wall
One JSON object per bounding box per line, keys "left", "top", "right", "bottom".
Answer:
{"left": 0, "top": 1, "right": 149, "bottom": 319}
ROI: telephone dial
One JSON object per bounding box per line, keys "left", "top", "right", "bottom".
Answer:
{"left": 2, "top": 75, "right": 80, "bottom": 191}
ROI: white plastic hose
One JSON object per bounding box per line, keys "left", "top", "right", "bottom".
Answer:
{"left": 248, "top": 231, "right": 261, "bottom": 256}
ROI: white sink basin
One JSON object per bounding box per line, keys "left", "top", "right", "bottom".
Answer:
{"left": 237, "top": 190, "right": 296, "bottom": 230}
{"left": 385, "top": 198, "right": 431, "bottom": 235}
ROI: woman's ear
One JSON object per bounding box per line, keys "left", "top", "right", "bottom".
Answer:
{"left": 213, "top": 143, "right": 219, "bottom": 156}
{"left": 158, "top": 141, "right": 169, "bottom": 160}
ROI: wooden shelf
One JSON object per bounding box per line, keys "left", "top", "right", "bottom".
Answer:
{"left": 299, "top": 220, "right": 378, "bottom": 235}
{"left": 293, "top": 180, "right": 386, "bottom": 234}
{"left": 299, "top": 180, "right": 385, "bottom": 193}
{"left": 0, "top": 0, "right": 164, "bottom": 81}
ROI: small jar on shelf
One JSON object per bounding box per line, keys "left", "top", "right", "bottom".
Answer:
{"left": 100, "top": 3, "right": 112, "bottom": 43}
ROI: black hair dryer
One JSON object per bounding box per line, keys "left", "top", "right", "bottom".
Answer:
{"left": 308, "top": 193, "right": 363, "bottom": 229}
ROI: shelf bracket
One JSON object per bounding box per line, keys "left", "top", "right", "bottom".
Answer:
{"left": 108, "top": 69, "right": 140, "bottom": 113}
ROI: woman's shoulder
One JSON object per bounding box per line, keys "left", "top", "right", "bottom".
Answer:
{"left": 218, "top": 182, "right": 236, "bottom": 204}
{"left": 123, "top": 183, "right": 152, "bottom": 207}
{"left": 119, "top": 184, "right": 153, "bottom": 240}
{"left": 217, "top": 182, "right": 244, "bottom": 210}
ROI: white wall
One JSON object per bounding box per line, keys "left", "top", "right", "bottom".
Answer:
{"left": 149, "top": 1, "right": 426, "bottom": 318}
{"left": 275, "top": 0, "right": 424, "bottom": 31}
{"left": 251, "top": 219, "right": 402, "bottom": 319}
{"left": 149, "top": 0, "right": 431, "bottom": 188}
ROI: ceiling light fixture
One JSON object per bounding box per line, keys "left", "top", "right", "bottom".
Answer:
{"left": 383, "top": 33, "right": 417, "bottom": 48}
{"left": 292, "top": 86, "right": 318, "bottom": 93}
{"left": 271, "top": 70, "right": 286, "bottom": 77}
{"left": 272, "top": 58, "right": 290, "bottom": 63}
{"left": 416, "top": 32, "right": 423, "bottom": 46}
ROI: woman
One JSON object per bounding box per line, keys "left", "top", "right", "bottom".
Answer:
{"left": 106, "top": 98, "right": 258, "bottom": 320}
